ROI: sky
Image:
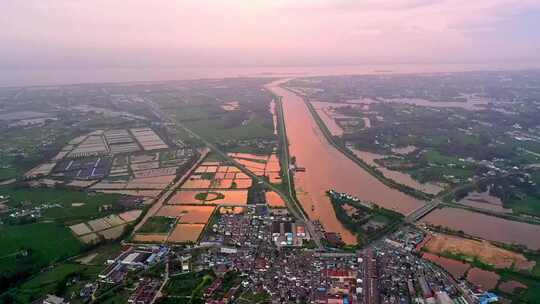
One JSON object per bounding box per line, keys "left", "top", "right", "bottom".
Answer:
{"left": 1, "top": 0, "right": 540, "bottom": 69}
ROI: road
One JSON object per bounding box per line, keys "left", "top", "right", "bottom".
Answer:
{"left": 405, "top": 199, "right": 441, "bottom": 223}
{"left": 174, "top": 119, "right": 324, "bottom": 249}
{"left": 147, "top": 94, "right": 324, "bottom": 249}
{"left": 406, "top": 171, "right": 525, "bottom": 223}
{"left": 132, "top": 149, "right": 209, "bottom": 234}
{"left": 148, "top": 79, "right": 526, "bottom": 247}
{"left": 151, "top": 260, "right": 170, "bottom": 304}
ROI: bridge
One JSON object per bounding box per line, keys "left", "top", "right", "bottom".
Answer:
{"left": 405, "top": 199, "right": 442, "bottom": 223}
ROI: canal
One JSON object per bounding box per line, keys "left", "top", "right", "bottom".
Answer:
{"left": 265, "top": 79, "right": 424, "bottom": 244}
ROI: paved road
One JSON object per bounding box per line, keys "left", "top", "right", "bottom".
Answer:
{"left": 147, "top": 89, "right": 323, "bottom": 249}
{"left": 173, "top": 119, "right": 323, "bottom": 249}
{"left": 406, "top": 172, "right": 523, "bottom": 223}
{"left": 151, "top": 260, "right": 170, "bottom": 304}
{"left": 405, "top": 200, "right": 441, "bottom": 223}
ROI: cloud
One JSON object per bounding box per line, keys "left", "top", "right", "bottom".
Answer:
{"left": 0, "top": 0, "right": 539, "bottom": 68}
{"left": 318, "top": 0, "right": 444, "bottom": 11}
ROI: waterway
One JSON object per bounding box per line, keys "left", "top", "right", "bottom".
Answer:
{"left": 422, "top": 207, "right": 540, "bottom": 250}
{"left": 265, "top": 79, "right": 424, "bottom": 244}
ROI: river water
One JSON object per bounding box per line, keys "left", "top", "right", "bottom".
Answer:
{"left": 265, "top": 79, "right": 424, "bottom": 244}
{"left": 422, "top": 207, "right": 540, "bottom": 250}
{"left": 270, "top": 77, "right": 540, "bottom": 250}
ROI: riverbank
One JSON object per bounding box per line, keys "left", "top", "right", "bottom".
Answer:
{"left": 301, "top": 93, "right": 432, "bottom": 202}
{"left": 273, "top": 95, "right": 309, "bottom": 221}
{"left": 266, "top": 80, "right": 424, "bottom": 244}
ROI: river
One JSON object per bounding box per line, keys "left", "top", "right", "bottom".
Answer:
{"left": 265, "top": 79, "right": 424, "bottom": 244}
{"left": 422, "top": 207, "right": 540, "bottom": 250}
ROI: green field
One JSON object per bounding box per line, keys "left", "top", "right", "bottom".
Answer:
{"left": 0, "top": 167, "right": 21, "bottom": 181}
{"left": 95, "top": 290, "right": 131, "bottom": 304}
{"left": 168, "top": 96, "right": 275, "bottom": 143}
{"left": 184, "top": 115, "right": 274, "bottom": 142}
{"left": 164, "top": 270, "right": 216, "bottom": 303}
{"left": 508, "top": 196, "right": 540, "bottom": 217}
{"left": 138, "top": 216, "right": 175, "bottom": 234}
{"left": 423, "top": 149, "right": 460, "bottom": 165}
{"left": 8, "top": 262, "right": 103, "bottom": 303}
{"left": 0, "top": 222, "right": 84, "bottom": 297}
{"left": 497, "top": 271, "right": 540, "bottom": 304}
{"left": 0, "top": 223, "right": 83, "bottom": 273}
{"left": 473, "top": 171, "right": 540, "bottom": 217}
{"left": 0, "top": 121, "right": 77, "bottom": 181}
{"left": 409, "top": 166, "right": 474, "bottom": 184}
{"left": 0, "top": 187, "right": 125, "bottom": 295}
{"left": 0, "top": 186, "right": 122, "bottom": 224}
{"left": 213, "top": 271, "right": 242, "bottom": 298}
{"left": 505, "top": 171, "right": 540, "bottom": 217}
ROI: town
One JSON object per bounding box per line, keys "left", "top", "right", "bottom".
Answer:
{"left": 34, "top": 203, "right": 499, "bottom": 304}
{"left": 1, "top": 73, "right": 539, "bottom": 304}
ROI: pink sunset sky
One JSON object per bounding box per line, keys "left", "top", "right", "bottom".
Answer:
{"left": 1, "top": 0, "right": 540, "bottom": 68}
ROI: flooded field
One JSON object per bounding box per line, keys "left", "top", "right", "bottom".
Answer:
{"left": 466, "top": 268, "right": 500, "bottom": 290}
{"left": 349, "top": 148, "right": 443, "bottom": 195}
{"left": 346, "top": 95, "right": 489, "bottom": 111}
{"left": 458, "top": 190, "right": 512, "bottom": 213}
{"left": 266, "top": 80, "right": 424, "bottom": 244}
{"left": 498, "top": 280, "right": 527, "bottom": 294}
{"left": 168, "top": 223, "right": 205, "bottom": 243}
{"left": 133, "top": 234, "right": 168, "bottom": 243}
{"left": 168, "top": 190, "right": 206, "bottom": 204}
{"left": 156, "top": 205, "right": 215, "bottom": 224}
{"left": 422, "top": 207, "right": 540, "bottom": 250}
{"left": 422, "top": 252, "right": 470, "bottom": 279}
{"left": 382, "top": 96, "right": 489, "bottom": 111}
{"left": 265, "top": 191, "right": 287, "bottom": 208}
{"left": 423, "top": 233, "right": 534, "bottom": 270}
{"left": 229, "top": 152, "right": 282, "bottom": 184}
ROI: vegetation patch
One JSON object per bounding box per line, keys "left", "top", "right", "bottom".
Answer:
{"left": 138, "top": 216, "right": 175, "bottom": 234}
{"left": 5, "top": 262, "right": 103, "bottom": 303}
{"left": 327, "top": 190, "right": 403, "bottom": 246}
{"left": 238, "top": 291, "right": 271, "bottom": 303}
{"left": 0, "top": 223, "right": 84, "bottom": 295}
{"left": 0, "top": 186, "right": 122, "bottom": 225}
{"left": 164, "top": 270, "right": 216, "bottom": 302}
{"left": 200, "top": 172, "right": 215, "bottom": 180}
{"left": 195, "top": 191, "right": 225, "bottom": 201}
